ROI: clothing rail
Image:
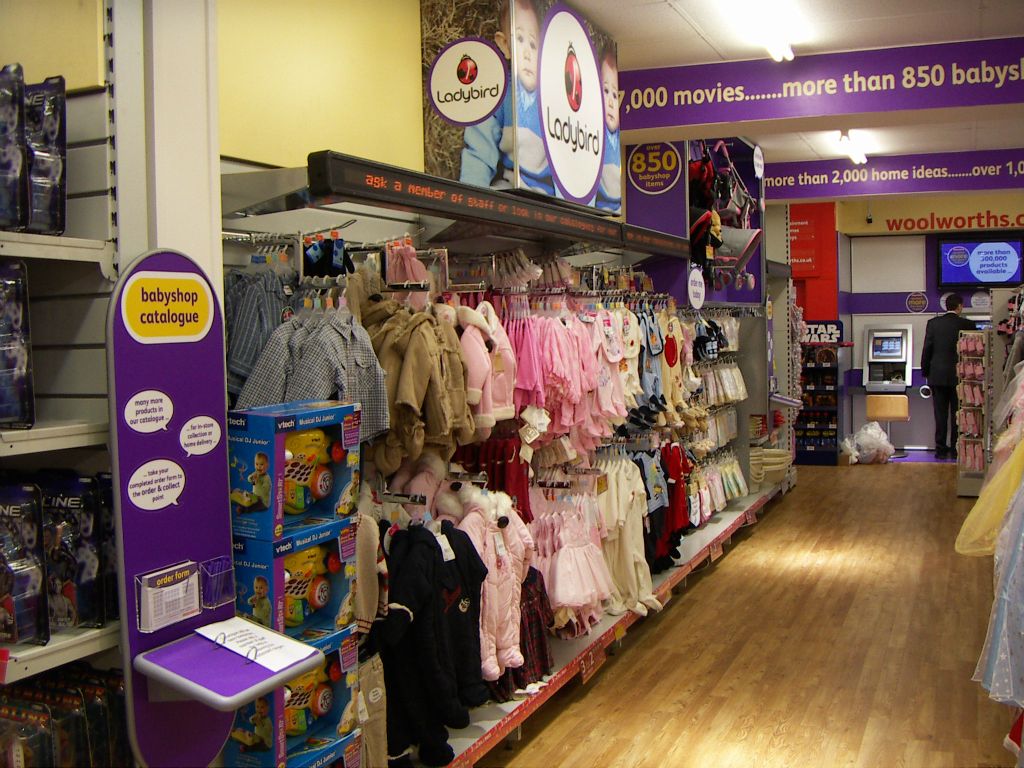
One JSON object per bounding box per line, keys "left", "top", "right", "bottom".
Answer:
{"left": 221, "top": 230, "right": 300, "bottom": 247}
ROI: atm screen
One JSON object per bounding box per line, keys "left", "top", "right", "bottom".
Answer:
{"left": 870, "top": 335, "right": 904, "bottom": 360}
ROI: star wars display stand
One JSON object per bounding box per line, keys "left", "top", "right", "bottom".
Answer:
{"left": 107, "top": 250, "right": 321, "bottom": 767}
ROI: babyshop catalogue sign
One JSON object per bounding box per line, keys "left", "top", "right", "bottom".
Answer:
{"left": 120, "top": 271, "right": 213, "bottom": 344}
{"left": 620, "top": 37, "right": 1024, "bottom": 130}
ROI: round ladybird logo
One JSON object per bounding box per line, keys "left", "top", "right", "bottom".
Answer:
{"left": 429, "top": 38, "right": 507, "bottom": 126}
{"left": 565, "top": 44, "right": 582, "bottom": 112}
{"left": 457, "top": 54, "right": 478, "bottom": 85}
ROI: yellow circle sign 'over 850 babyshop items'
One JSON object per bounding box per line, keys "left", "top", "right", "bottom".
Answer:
{"left": 120, "top": 271, "right": 214, "bottom": 344}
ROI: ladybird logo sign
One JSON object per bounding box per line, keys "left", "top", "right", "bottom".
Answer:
{"left": 457, "top": 55, "right": 478, "bottom": 85}
{"left": 428, "top": 38, "right": 508, "bottom": 126}
{"left": 565, "top": 44, "right": 582, "bottom": 111}
{"left": 538, "top": 5, "right": 604, "bottom": 203}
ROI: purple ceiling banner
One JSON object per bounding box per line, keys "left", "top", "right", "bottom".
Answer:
{"left": 620, "top": 37, "right": 1024, "bottom": 130}
{"left": 107, "top": 250, "right": 235, "bottom": 767}
{"left": 765, "top": 148, "right": 1024, "bottom": 199}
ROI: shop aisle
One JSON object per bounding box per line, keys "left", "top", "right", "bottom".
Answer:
{"left": 480, "top": 464, "right": 1011, "bottom": 768}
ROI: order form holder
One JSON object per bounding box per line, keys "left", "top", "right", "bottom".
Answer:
{"left": 134, "top": 618, "right": 323, "bottom": 711}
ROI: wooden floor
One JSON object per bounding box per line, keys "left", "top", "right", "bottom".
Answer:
{"left": 479, "top": 464, "right": 1015, "bottom": 768}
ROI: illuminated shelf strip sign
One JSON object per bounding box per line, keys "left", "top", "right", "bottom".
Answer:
{"left": 306, "top": 152, "right": 690, "bottom": 260}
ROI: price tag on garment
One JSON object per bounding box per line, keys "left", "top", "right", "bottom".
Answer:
{"left": 492, "top": 354, "right": 505, "bottom": 373}
{"left": 357, "top": 691, "right": 371, "bottom": 724}
{"left": 596, "top": 474, "right": 608, "bottom": 495}
{"left": 436, "top": 534, "right": 457, "bottom": 562}
{"left": 519, "top": 423, "right": 541, "bottom": 445}
{"left": 493, "top": 532, "right": 508, "bottom": 558}
{"left": 520, "top": 443, "right": 534, "bottom": 464}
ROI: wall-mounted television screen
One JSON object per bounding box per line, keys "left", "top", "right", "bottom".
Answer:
{"left": 938, "top": 234, "right": 1023, "bottom": 288}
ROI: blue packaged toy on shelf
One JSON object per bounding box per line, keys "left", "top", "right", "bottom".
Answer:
{"left": 233, "top": 516, "right": 357, "bottom": 643}
{"left": 0, "top": 64, "right": 27, "bottom": 231}
{"left": 36, "top": 473, "right": 105, "bottom": 631}
{"left": 224, "top": 630, "right": 360, "bottom": 767}
{"left": 95, "top": 472, "right": 119, "bottom": 620}
{"left": 0, "top": 482, "right": 48, "bottom": 646}
{"left": 23, "top": 75, "right": 65, "bottom": 235}
{"left": 228, "top": 400, "right": 361, "bottom": 542}
{"left": 0, "top": 259, "right": 34, "bottom": 429}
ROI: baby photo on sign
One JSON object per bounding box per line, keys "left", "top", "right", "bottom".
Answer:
{"left": 422, "top": 0, "right": 621, "bottom": 214}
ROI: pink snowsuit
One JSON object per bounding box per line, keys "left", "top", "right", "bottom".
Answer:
{"left": 457, "top": 487, "right": 534, "bottom": 681}
{"left": 476, "top": 301, "right": 517, "bottom": 422}
{"left": 457, "top": 305, "right": 495, "bottom": 439}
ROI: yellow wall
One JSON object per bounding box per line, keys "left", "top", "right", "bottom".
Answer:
{"left": 0, "top": 0, "right": 104, "bottom": 90}
{"left": 837, "top": 190, "right": 1024, "bottom": 236}
{"left": 218, "top": 0, "right": 424, "bottom": 170}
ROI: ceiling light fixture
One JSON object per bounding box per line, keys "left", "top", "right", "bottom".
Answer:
{"left": 717, "top": 0, "right": 807, "bottom": 62}
{"left": 766, "top": 41, "right": 795, "bottom": 63}
{"left": 838, "top": 131, "right": 868, "bottom": 165}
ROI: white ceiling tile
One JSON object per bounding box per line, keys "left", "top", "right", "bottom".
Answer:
{"left": 618, "top": 37, "right": 722, "bottom": 70}
{"left": 805, "top": 13, "right": 967, "bottom": 53}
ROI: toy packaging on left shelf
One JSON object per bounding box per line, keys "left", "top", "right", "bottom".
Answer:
{"left": 0, "top": 259, "right": 34, "bottom": 429}
{"left": 227, "top": 400, "right": 361, "bottom": 542}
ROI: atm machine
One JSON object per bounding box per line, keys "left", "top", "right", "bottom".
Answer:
{"left": 861, "top": 324, "right": 915, "bottom": 457}
{"left": 862, "top": 324, "right": 914, "bottom": 392}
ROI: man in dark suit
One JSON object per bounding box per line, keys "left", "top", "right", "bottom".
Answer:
{"left": 921, "top": 293, "right": 977, "bottom": 459}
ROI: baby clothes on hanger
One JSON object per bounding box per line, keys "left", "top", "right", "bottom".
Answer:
{"left": 456, "top": 486, "right": 534, "bottom": 682}
{"left": 476, "top": 300, "right": 518, "bottom": 422}
{"left": 457, "top": 304, "right": 497, "bottom": 440}
{"left": 283, "top": 312, "right": 389, "bottom": 442}
{"left": 376, "top": 520, "right": 469, "bottom": 767}
{"left": 224, "top": 265, "right": 298, "bottom": 397}
{"left": 618, "top": 306, "right": 645, "bottom": 411}
{"left": 597, "top": 454, "right": 662, "bottom": 617}
{"left": 529, "top": 483, "right": 611, "bottom": 638}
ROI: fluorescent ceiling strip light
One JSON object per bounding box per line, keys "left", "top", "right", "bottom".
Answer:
{"left": 838, "top": 133, "right": 868, "bottom": 165}
{"left": 766, "top": 41, "right": 794, "bottom": 62}
{"left": 716, "top": 0, "right": 807, "bottom": 62}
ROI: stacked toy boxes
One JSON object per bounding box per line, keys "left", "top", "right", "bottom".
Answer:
{"left": 226, "top": 400, "right": 362, "bottom": 768}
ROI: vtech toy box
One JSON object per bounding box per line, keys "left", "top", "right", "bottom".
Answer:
{"left": 228, "top": 401, "right": 361, "bottom": 542}
{"left": 224, "top": 644, "right": 360, "bottom": 768}
{"left": 233, "top": 516, "right": 357, "bottom": 645}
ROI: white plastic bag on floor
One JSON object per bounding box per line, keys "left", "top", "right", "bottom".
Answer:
{"left": 847, "top": 421, "right": 895, "bottom": 464}
{"left": 840, "top": 435, "right": 858, "bottom": 464}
